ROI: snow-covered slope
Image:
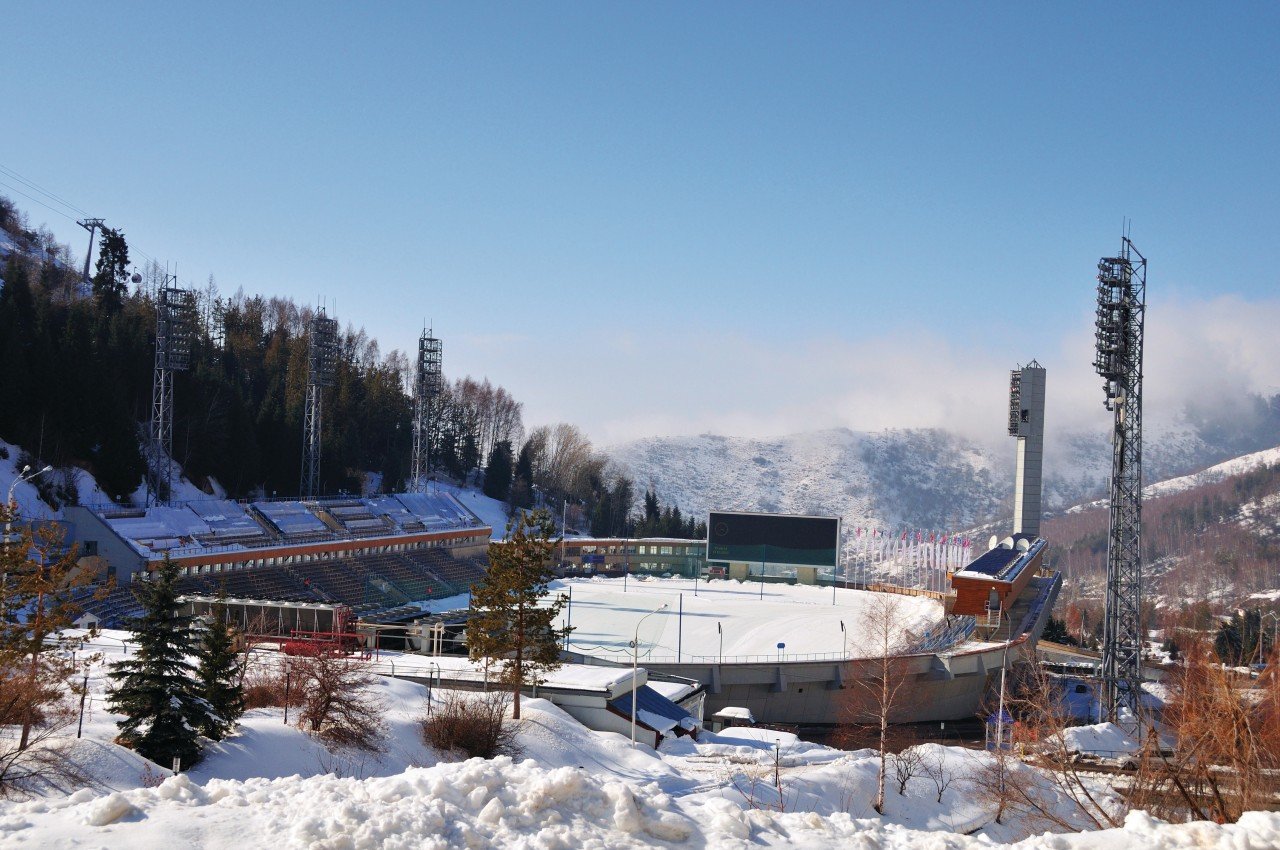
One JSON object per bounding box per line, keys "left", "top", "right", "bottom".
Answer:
{"left": 610, "top": 414, "right": 1280, "bottom": 532}
{"left": 1144, "top": 444, "right": 1280, "bottom": 499}
{"left": 610, "top": 427, "right": 1004, "bottom": 531}
{"left": 7, "top": 628, "right": 1280, "bottom": 848}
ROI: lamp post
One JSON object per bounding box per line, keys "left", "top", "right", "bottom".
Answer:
{"left": 5, "top": 464, "right": 53, "bottom": 544}
{"left": 717, "top": 621, "right": 723, "bottom": 666}
{"left": 427, "top": 661, "right": 442, "bottom": 715}
{"left": 631, "top": 602, "right": 669, "bottom": 747}
{"left": 840, "top": 620, "right": 846, "bottom": 659}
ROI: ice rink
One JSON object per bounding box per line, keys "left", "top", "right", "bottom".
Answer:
{"left": 552, "top": 576, "right": 944, "bottom": 664}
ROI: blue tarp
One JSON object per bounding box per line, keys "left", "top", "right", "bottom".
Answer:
{"left": 608, "top": 685, "right": 698, "bottom": 735}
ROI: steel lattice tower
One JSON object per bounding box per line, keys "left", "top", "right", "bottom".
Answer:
{"left": 301, "top": 312, "right": 339, "bottom": 501}
{"left": 409, "top": 329, "right": 443, "bottom": 493}
{"left": 1093, "top": 236, "right": 1147, "bottom": 720}
{"left": 148, "top": 284, "right": 195, "bottom": 506}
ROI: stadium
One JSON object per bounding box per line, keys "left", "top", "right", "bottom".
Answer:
{"left": 57, "top": 343, "right": 1058, "bottom": 729}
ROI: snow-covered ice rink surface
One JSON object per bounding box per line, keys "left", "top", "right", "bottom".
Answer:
{"left": 554, "top": 576, "right": 943, "bottom": 662}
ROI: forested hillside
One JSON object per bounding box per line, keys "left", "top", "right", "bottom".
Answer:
{"left": 0, "top": 196, "right": 700, "bottom": 537}
{"left": 0, "top": 200, "right": 513, "bottom": 503}
{"left": 1046, "top": 452, "right": 1280, "bottom": 643}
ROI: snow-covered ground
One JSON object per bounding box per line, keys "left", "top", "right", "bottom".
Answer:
{"left": 554, "top": 576, "right": 943, "bottom": 663}
{"left": 427, "top": 481, "right": 511, "bottom": 540}
{"left": 3, "top": 629, "right": 1279, "bottom": 848}
{"left": 1, "top": 438, "right": 58, "bottom": 523}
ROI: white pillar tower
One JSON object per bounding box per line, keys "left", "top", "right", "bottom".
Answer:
{"left": 1008, "top": 361, "right": 1046, "bottom": 538}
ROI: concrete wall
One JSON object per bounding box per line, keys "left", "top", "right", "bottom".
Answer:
{"left": 637, "top": 639, "right": 1036, "bottom": 725}
{"left": 64, "top": 506, "right": 146, "bottom": 584}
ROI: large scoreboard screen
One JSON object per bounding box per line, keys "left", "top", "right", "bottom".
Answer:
{"left": 706, "top": 511, "right": 840, "bottom": 569}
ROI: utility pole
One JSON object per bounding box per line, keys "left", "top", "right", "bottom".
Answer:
{"left": 77, "top": 218, "right": 105, "bottom": 285}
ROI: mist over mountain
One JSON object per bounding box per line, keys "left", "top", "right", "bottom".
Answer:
{"left": 610, "top": 393, "right": 1280, "bottom": 531}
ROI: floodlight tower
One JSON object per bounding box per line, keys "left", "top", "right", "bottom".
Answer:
{"left": 409, "top": 328, "right": 443, "bottom": 493}
{"left": 1093, "top": 235, "right": 1147, "bottom": 721}
{"left": 148, "top": 282, "right": 195, "bottom": 505}
{"left": 1008, "top": 361, "right": 1046, "bottom": 538}
{"left": 301, "top": 311, "right": 339, "bottom": 501}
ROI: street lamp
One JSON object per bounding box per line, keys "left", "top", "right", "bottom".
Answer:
{"left": 840, "top": 620, "right": 846, "bottom": 659}
{"left": 5, "top": 464, "right": 53, "bottom": 541}
{"left": 717, "top": 620, "right": 723, "bottom": 666}
{"left": 631, "top": 602, "right": 669, "bottom": 747}
{"left": 427, "top": 661, "right": 442, "bottom": 715}
{"left": 3, "top": 465, "right": 53, "bottom": 624}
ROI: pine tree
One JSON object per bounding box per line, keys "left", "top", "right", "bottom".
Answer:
{"left": 482, "top": 439, "right": 514, "bottom": 502}
{"left": 91, "top": 227, "right": 130, "bottom": 312}
{"left": 466, "top": 510, "right": 569, "bottom": 719}
{"left": 195, "top": 596, "right": 244, "bottom": 740}
{"left": 107, "top": 557, "right": 211, "bottom": 768}
{"left": 509, "top": 442, "right": 536, "bottom": 510}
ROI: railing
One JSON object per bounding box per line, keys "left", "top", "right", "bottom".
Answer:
{"left": 908, "top": 615, "right": 977, "bottom": 653}
{"left": 864, "top": 582, "right": 951, "bottom": 602}
{"left": 569, "top": 647, "right": 856, "bottom": 665}
{"left": 1013, "top": 571, "right": 1062, "bottom": 639}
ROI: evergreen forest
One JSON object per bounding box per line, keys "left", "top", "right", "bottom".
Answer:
{"left": 0, "top": 196, "right": 701, "bottom": 539}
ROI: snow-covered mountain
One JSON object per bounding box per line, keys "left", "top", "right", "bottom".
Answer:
{"left": 610, "top": 427, "right": 1005, "bottom": 531}
{"left": 610, "top": 405, "right": 1280, "bottom": 532}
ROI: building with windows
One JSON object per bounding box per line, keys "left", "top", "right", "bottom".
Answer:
{"left": 555, "top": 537, "right": 706, "bottom": 577}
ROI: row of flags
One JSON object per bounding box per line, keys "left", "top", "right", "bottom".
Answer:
{"left": 851, "top": 527, "right": 975, "bottom": 548}
{"left": 843, "top": 526, "right": 976, "bottom": 592}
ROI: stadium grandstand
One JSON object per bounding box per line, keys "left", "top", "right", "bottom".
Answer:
{"left": 63, "top": 491, "right": 492, "bottom": 628}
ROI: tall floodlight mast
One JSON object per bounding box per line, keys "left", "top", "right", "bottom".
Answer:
{"left": 301, "top": 311, "right": 339, "bottom": 501}
{"left": 409, "top": 329, "right": 443, "bottom": 493}
{"left": 148, "top": 282, "right": 195, "bottom": 506}
{"left": 1093, "top": 235, "right": 1147, "bottom": 721}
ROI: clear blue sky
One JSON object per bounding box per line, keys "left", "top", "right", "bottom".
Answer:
{"left": 5, "top": 3, "right": 1279, "bottom": 444}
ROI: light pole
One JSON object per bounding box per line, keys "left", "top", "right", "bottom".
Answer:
{"left": 840, "top": 620, "right": 846, "bottom": 659}
{"left": 631, "top": 602, "right": 669, "bottom": 747}
{"left": 5, "top": 464, "right": 52, "bottom": 543}
{"left": 561, "top": 499, "right": 568, "bottom": 566}
{"left": 717, "top": 621, "right": 723, "bottom": 666}
{"left": 427, "top": 661, "right": 441, "bottom": 715}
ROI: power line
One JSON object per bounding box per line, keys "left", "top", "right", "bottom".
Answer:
{"left": 0, "top": 178, "right": 79, "bottom": 223}
{"left": 0, "top": 165, "right": 167, "bottom": 278}
{"left": 0, "top": 163, "right": 89, "bottom": 217}
{"left": 0, "top": 163, "right": 216, "bottom": 293}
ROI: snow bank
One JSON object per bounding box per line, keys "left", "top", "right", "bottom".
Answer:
{"left": 1061, "top": 723, "right": 1139, "bottom": 757}
{"left": 6, "top": 761, "right": 1280, "bottom": 849}
{"left": 0, "top": 759, "right": 694, "bottom": 848}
